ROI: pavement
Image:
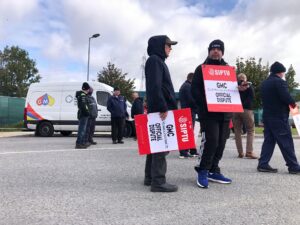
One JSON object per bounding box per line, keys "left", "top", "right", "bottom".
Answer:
{"left": 0, "top": 133, "right": 300, "bottom": 225}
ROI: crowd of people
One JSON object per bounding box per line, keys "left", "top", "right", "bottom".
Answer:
{"left": 74, "top": 35, "right": 300, "bottom": 193}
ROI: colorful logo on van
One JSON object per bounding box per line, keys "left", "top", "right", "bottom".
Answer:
{"left": 26, "top": 103, "right": 44, "bottom": 121}
{"left": 36, "top": 94, "right": 55, "bottom": 106}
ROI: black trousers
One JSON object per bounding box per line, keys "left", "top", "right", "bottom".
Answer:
{"left": 111, "top": 117, "right": 125, "bottom": 142}
{"left": 196, "top": 119, "right": 230, "bottom": 173}
{"left": 180, "top": 110, "right": 197, "bottom": 156}
{"left": 145, "top": 152, "right": 169, "bottom": 185}
{"left": 259, "top": 117, "right": 299, "bottom": 169}
{"left": 85, "top": 117, "right": 96, "bottom": 143}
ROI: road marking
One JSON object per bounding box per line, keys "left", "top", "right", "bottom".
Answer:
{"left": 0, "top": 147, "right": 136, "bottom": 155}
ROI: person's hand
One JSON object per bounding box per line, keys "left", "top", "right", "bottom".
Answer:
{"left": 238, "top": 85, "right": 247, "bottom": 91}
{"left": 159, "top": 111, "right": 168, "bottom": 121}
{"left": 289, "top": 103, "right": 298, "bottom": 115}
{"left": 237, "top": 81, "right": 249, "bottom": 91}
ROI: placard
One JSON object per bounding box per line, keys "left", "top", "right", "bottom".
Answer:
{"left": 134, "top": 108, "right": 196, "bottom": 155}
{"left": 202, "top": 65, "right": 243, "bottom": 112}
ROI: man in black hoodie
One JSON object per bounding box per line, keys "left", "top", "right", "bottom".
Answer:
{"left": 191, "top": 40, "right": 232, "bottom": 188}
{"left": 179, "top": 72, "right": 199, "bottom": 158}
{"left": 75, "top": 82, "right": 90, "bottom": 149}
{"left": 144, "top": 35, "right": 178, "bottom": 192}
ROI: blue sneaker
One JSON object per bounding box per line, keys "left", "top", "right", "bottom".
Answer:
{"left": 197, "top": 170, "right": 209, "bottom": 188}
{"left": 208, "top": 172, "right": 232, "bottom": 184}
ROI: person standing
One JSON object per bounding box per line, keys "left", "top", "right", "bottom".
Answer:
{"left": 131, "top": 92, "right": 144, "bottom": 140}
{"left": 191, "top": 39, "right": 232, "bottom": 188}
{"left": 75, "top": 82, "right": 90, "bottom": 149}
{"left": 85, "top": 87, "right": 98, "bottom": 145}
{"left": 258, "top": 61, "right": 300, "bottom": 174}
{"left": 144, "top": 35, "right": 178, "bottom": 192}
{"left": 233, "top": 73, "right": 257, "bottom": 159}
{"left": 107, "top": 87, "right": 128, "bottom": 144}
{"left": 179, "top": 72, "right": 199, "bottom": 158}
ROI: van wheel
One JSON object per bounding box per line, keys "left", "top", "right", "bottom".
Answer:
{"left": 38, "top": 121, "right": 54, "bottom": 137}
{"left": 123, "top": 122, "right": 133, "bottom": 137}
{"left": 61, "top": 131, "right": 72, "bottom": 136}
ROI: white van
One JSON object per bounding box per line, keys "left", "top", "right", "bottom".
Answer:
{"left": 24, "top": 81, "right": 134, "bottom": 137}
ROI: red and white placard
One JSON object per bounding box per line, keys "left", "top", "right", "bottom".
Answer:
{"left": 290, "top": 105, "right": 300, "bottom": 136}
{"left": 134, "top": 108, "right": 196, "bottom": 155}
{"left": 202, "top": 65, "right": 243, "bottom": 112}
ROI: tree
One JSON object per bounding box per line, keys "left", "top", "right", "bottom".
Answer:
{"left": 285, "top": 65, "right": 299, "bottom": 93}
{"left": 236, "top": 57, "right": 269, "bottom": 109}
{"left": 97, "top": 62, "right": 135, "bottom": 101}
{"left": 0, "top": 46, "right": 41, "bottom": 97}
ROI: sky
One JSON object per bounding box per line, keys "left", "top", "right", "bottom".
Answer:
{"left": 1, "top": 0, "right": 300, "bottom": 91}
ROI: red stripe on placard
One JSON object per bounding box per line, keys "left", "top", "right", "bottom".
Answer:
{"left": 202, "top": 65, "right": 237, "bottom": 81}
{"left": 207, "top": 104, "right": 244, "bottom": 112}
{"left": 173, "top": 109, "right": 196, "bottom": 150}
{"left": 134, "top": 114, "right": 151, "bottom": 155}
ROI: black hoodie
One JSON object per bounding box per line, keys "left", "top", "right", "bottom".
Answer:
{"left": 191, "top": 57, "right": 232, "bottom": 121}
{"left": 145, "top": 35, "right": 177, "bottom": 113}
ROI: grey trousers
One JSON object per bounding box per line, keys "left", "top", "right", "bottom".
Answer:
{"left": 145, "top": 152, "right": 169, "bottom": 186}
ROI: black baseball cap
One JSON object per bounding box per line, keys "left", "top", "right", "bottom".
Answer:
{"left": 165, "top": 36, "right": 178, "bottom": 45}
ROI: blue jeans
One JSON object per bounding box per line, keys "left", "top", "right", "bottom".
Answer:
{"left": 259, "top": 117, "right": 299, "bottom": 170}
{"left": 76, "top": 116, "right": 89, "bottom": 145}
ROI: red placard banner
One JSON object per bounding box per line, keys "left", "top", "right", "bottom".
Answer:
{"left": 202, "top": 65, "right": 243, "bottom": 112}
{"left": 134, "top": 108, "right": 196, "bottom": 155}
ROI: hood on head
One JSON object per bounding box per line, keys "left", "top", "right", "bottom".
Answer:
{"left": 147, "top": 35, "right": 177, "bottom": 59}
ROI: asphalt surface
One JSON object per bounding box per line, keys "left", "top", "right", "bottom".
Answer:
{"left": 0, "top": 133, "right": 300, "bottom": 225}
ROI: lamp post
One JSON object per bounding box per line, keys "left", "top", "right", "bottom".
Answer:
{"left": 87, "top": 33, "right": 100, "bottom": 81}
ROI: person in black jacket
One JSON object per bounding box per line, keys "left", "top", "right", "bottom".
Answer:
{"left": 85, "top": 87, "right": 98, "bottom": 145}
{"left": 75, "top": 82, "right": 90, "bottom": 149}
{"left": 131, "top": 92, "right": 144, "bottom": 140}
{"left": 107, "top": 87, "right": 128, "bottom": 144}
{"left": 191, "top": 39, "right": 232, "bottom": 188}
{"left": 144, "top": 35, "right": 178, "bottom": 192}
{"left": 179, "top": 72, "right": 199, "bottom": 158}
{"left": 258, "top": 61, "right": 300, "bottom": 174}
{"left": 232, "top": 73, "right": 258, "bottom": 159}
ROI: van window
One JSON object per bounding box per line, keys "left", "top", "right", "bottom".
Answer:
{"left": 96, "top": 91, "right": 110, "bottom": 106}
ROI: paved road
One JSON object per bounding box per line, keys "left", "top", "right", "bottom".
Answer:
{"left": 0, "top": 133, "right": 300, "bottom": 225}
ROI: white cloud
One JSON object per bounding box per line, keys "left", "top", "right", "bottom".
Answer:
{"left": 1, "top": 0, "right": 300, "bottom": 90}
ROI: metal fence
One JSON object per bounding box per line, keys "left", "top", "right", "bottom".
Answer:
{"left": 0, "top": 96, "right": 25, "bottom": 126}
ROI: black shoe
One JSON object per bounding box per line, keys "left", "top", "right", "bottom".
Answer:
{"left": 151, "top": 183, "right": 178, "bottom": 192}
{"left": 190, "top": 153, "right": 199, "bottom": 158}
{"left": 257, "top": 165, "right": 278, "bottom": 173}
{"left": 85, "top": 142, "right": 91, "bottom": 147}
{"left": 179, "top": 153, "right": 192, "bottom": 159}
{"left": 289, "top": 167, "right": 300, "bottom": 174}
{"left": 90, "top": 140, "right": 97, "bottom": 145}
{"left": 75, "top": 144, "right": 87, "bottom": 149}
{"left": 113, "top": 141, "right": 118, "bottom": 144}
{"left": 144, "top": 179, "right": 151, "bottom": 186}
{"left": 118, "top": 140, "right": 124, "bottom": 144}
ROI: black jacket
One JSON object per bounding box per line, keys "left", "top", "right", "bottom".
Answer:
{"left": 131, "top": 97, "right": 144, "bottom": 118}
{"left": 191, "top": 57, "right": 232, "bottom": 121}
{"left": 179, "top": 80, "right": 196, "bottom": 111}
{"left": 239, "top": 85, "right": 254, "bottom": 110}
{"left": 107, "top": 95, "right": 128, "bottom": 118}
{"left": 87, "top": 95, "right": 98, "bottom": 118}
{"left": 145, "top": 35, "right": 177, "bottom": 113}
{"left": 261, "top": 73, "right": 295, "bottom": 119}
{"left": 76, "top": 91, "right": 90, "bottom": 119}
